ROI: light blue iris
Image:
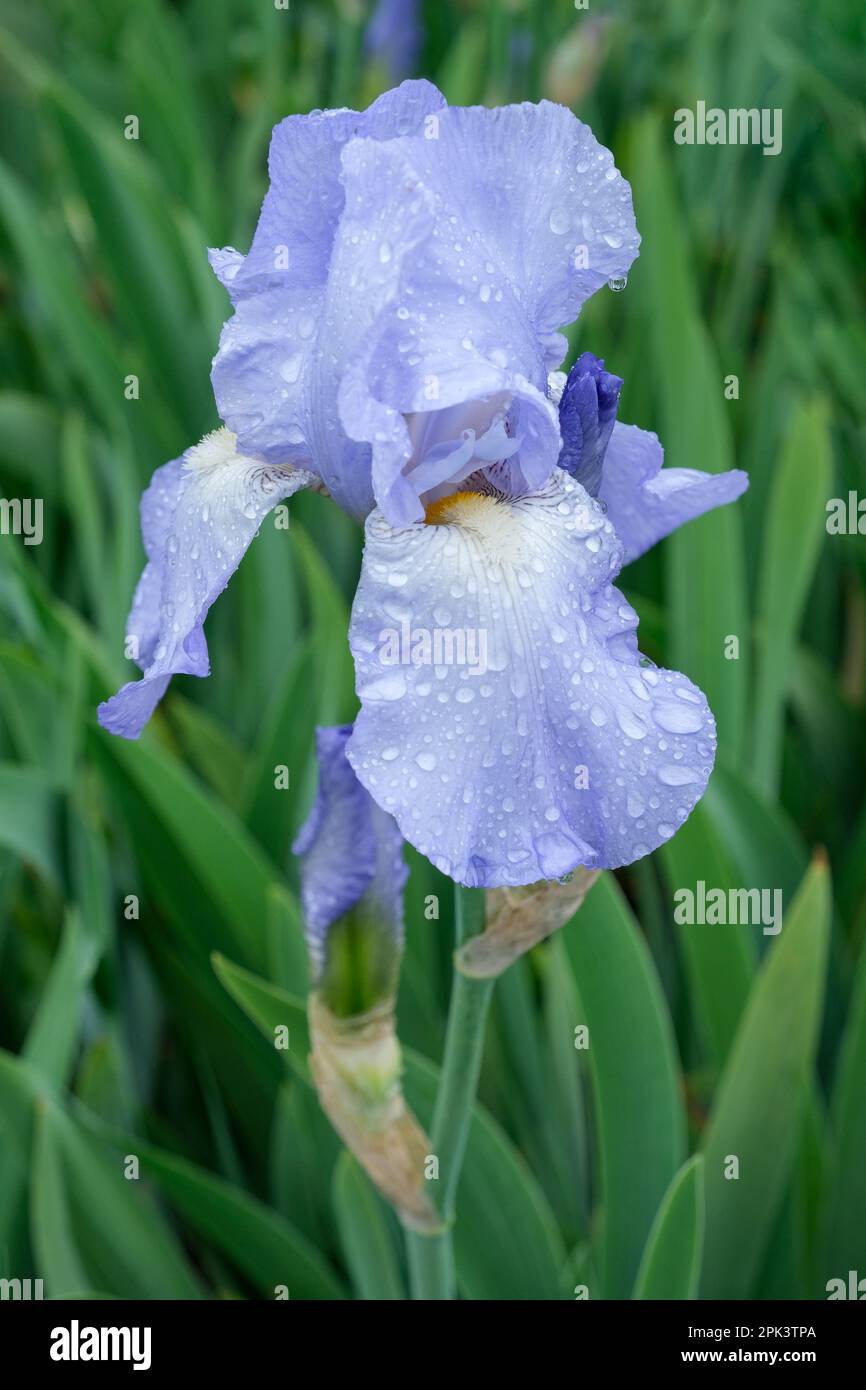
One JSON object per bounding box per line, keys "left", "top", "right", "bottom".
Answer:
{"left": 98, "top": 81, "right": 748, "bottom": 889}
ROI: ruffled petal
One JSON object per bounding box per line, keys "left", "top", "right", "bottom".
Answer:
{"left": 399, "top": 100, "right": 639, "bottom": 361}
{"left": 598, "top": 422, "right": 750, "bottom": 564}
{"left": 212, "top": 80, "right": 444, "bottom": 303}
{"left": 328, "top": 100, "right": 636, "bottom": 519}
{"left": 347, "top": 469, "right": 717, "bottom": 887}
{"left": 329, "top": 132, "right": 564, "bottom": 522}
{"left": 98, "top": 428, "right": 314, "bottom": 740}
{"left": 557, "top": 351, "right": 622, "bottom": 495}
{"left": 293, "top": 725, "right": 407, "bottom": 979}
{"left": 210, "top": 283, "right": 327, "bottom": 476}
{"left": 213, "top": 91, "right": 637, "bottom": 522}
{"left": 210, "top": 81, "right": 445, "bottom": 487}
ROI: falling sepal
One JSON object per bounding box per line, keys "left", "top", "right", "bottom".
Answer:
{"left": 456, "top": 867, "right": 601, "bottom": 979}
{"left": 308, "top": 992, "right": 440, "bottom": 1232}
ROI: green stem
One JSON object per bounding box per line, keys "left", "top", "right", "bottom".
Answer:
{"left": 406, "top": 1223, "right": 453, "bottom": 1302}
{"left": 406, "top": 885, "right": 495, "bottom": 1299}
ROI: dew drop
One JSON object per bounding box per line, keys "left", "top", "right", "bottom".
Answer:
{"left": 358, "top": 672, "right": 406, "bottom": 701}
{"left": 658, "top": 763, "right": 701, "bottom": 786}
{"left": 653, "top": 702, "right": 704, "bottom": 734}
{"left": 615, "top": 706, "right": 648, "bottom": 740}
{"left": 279, "top": 352, "right": 303, "bottom": 384}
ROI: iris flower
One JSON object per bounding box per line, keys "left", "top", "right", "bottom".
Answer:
{"left": 98, "top": 80, "right": 747, "bottom": 892}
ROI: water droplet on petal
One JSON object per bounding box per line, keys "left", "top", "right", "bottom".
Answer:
{"left": 279, "top": 352, "right": 303, "bottom": 384}
{"left": 615, "top": 706, "right": 648, "bottom": 740}
{"left": 658, "top": 763, "right": 701, "bottom": 786}
{"left": 358, "top": 672, "right": 406, "bottom": 702}
{"left": 653, "top": 701, "right": 704, "bottom": 734}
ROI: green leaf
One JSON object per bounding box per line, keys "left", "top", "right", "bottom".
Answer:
{"left": 333, "top": 1151, "right": 406, "bottom": 1300}
{"left": 752, "top": 398, "right": 833, "bottom": 795}
{"left": 47, "top": 85, "right": 214, "bottom": 433}
{"left": 627, "top": 114, "right": 749, "bottom": 761}
{"left": 270, "top": 1081, "right": 340, "bottom": 1252}
{"left": 0, "top": 156, "right": 121, "bottom": 430}
{"left": 167, "top": 696, "right": 248, "bottom": 808}
{"left": 47, "top": 1108, "right": 205, "bottom": 1300}
{"left": 109, "top": 1131, "right": 346, "bottom": 1301}
{"left": 93, "top": 732, "right": 283, "bottom": 973}
{"left": 240, "top": 634, "right": 318, "bottom": 865}
{"left": 62, "top": 411, "right": 108, "bottom": 631}
{"left": 818, "top": 939, "right": 866, "bottom": 1291}
{"left": 633, "top": 1156, "right": 705, "bottom": 1300}
{"left": 661, "top": 801, "right": 757, "bottom": 1068}
{"left": 0, "top": 1050, "right": 39, "bottom": 1265}
{"left": 0, "top": 762, "right": 61, "bottom": 885}
{"left": 700, "top": 857, "right": 831, "bottom": 1299}
{"left": 704, "top": 756, "right": 809, "bottom": 905}
{"left": 0, "top": 1051, "right": 204, "bottom": 1300}
{"left": 211, "top": 953, "right": 311, "bottom": 1082}
{"left": 30, "top": 1103, "right": 92, "bottom": 1298}
{"left": 0, "top": 391, "right": 61, "bottom": 496}
{"left": 560, "top": 872, "right": 686, "bottom": 1298}
{"left": 266, "top": 883, "right": 310, "bottom": 998}
{"left": 22, "top": 910, "right": 97, "bottom": 1090}
{"left": 290, "top": 522, "right": 356, "bottom": 727}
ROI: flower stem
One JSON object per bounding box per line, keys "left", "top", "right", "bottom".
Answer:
{"left": 406, "top": 885, "right": 494, "bottom": 1299}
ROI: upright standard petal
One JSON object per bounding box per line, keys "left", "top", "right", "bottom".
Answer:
{"left": 293, "top": 725, "right": 407, "bottom": 986}
{"left": 598, "top": 422, "right": 749, "bottom": 564}
{"left": 210, "top": 81, "right": 445, "bottom": 491}
{"left": 98, "top": 428, "right": 314, "bottom": 740}
{"left": 328, "top": 133, "right": 564, "bottom": 523}
{"left": 330, "top": 99, "right": 638, "bottom": 521}
{"left": 347, "top": 470, "right": 717, "bottom": 888}
{"left": 213, "top": 90, "right": 638, "bottom": 523}
{"left": 397, "top": 100, "right": 640, "bottom": 361}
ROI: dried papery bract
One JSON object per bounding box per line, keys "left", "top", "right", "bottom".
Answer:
{"left": 308, "top": 992, "right": 439, "bottom": 1232}
{"left": 456, "top": 867, "right": 601, "bottom": 979}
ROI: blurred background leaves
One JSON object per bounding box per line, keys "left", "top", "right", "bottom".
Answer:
{"left": 0, "top": 0, "right": 863, "bottom": 1299}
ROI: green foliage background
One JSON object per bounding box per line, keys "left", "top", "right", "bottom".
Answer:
{"left": 0, "top": 0, "right": 864, "bottom": 1300}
